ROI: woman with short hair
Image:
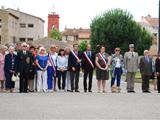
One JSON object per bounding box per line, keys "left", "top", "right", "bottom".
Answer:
{"left": 0, "top": 45, "right": 8, "bottom": 92}
{"left": 4, "top": 46, "right": 17, "bottom": 93}
{"left": 35, "top": 47, "right": 49, "bottom": 92}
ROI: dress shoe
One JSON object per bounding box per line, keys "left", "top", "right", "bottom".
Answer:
{"left": 131, "top": 91, "right": 135, "bottom": 93}
{"left": 75, "top": 90, "right": 80, "bottom": 92}
{"left": 70, "top": 90, "right": 74, "bottom": 92}
{"left": 143, "top": 91, "right": 151, "bottom": 93}
{"left": 84, "top": 90, "right": 87, "bottom": 93}
{"left": 128, "top": 90, "right": 135, "bottom": 93}
{"left": 88, "top": 90, "right": 92, "bottom": 93}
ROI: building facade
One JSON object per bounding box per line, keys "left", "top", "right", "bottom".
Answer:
{"left": 62, "top": 27, "right": 90, "bottom": 44}
{"left": 138, "top": 15, "right": 158, "bottom": 54}
{"left": 0, "top": 8, "right": 44, "bottom": 44}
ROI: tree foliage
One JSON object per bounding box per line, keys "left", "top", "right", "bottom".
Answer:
{"left": 90, "top": 9, "right": 152, "bottom": 55}
{"left": 49, "top": 27, "right": 62, "bottom": 40}
{"left": 78, "top": 40, "right": 88, "bottom": 52}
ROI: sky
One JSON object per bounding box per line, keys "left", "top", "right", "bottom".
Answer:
{"left": 0, "top": 0, "right": 159, "bottom": 36}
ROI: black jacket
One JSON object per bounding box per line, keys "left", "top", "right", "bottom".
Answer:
{"left": 68, "top": 51, "right": 82, "bottom": 71}
{"left": 4, "top": 53, "right": 17, "bottom": 73}
{"left": 156, "top": 58, "right": 160, "bottom": 73}
{"left": 17, "top": 51, "right": 33, "bottom": 73}
{"left": 82, "top": 51, "right": 95, "bottom": 71}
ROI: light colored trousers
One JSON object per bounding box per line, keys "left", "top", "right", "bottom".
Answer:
{"left": 65, "top": 71, "right": 71, "bottom": 90}
{"left": 37, "top": 70, "right": 48, "bottom": 92}
{"left": 126, "top": 72, "right": 136, "bottom": 91}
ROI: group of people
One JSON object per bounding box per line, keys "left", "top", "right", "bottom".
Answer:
{"left": 0, "top": 42, "right": 160, "bottom": 93}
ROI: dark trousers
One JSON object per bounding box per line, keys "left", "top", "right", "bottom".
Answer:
{"left": 83, "top": 70, "right": 93, "bottom": 91}
{"left": 111, "top": 68, "right": 122, "bottom": 87}
{"left": 5, "top": 72, "right": 15, "bottom": 89}
{"left": 141, "top": 74, "right": 150, "bottom": 92}
{"left": 57, "top": 70, "right": 66, "bottom": 90}
{"left": 157, "top": 75, "right": 160, "bottom": 92}
{"left": 20, "top": 73, "right": 28, "bottom": 93}
{"left": 70, "top": 70, "right": 80, "bottom": 91}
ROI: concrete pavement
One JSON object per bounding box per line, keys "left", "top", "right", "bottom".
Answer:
{"left": 0, "top": 76, "right": 160, "bottom": 120}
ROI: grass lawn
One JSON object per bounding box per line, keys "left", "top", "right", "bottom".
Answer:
{"left": 92, "top": 70, "right": 154, "bottom": 84}
{"left": 122, "top": 71, "right": 155, "bottom": 84}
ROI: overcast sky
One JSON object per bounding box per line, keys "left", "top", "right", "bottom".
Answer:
{"left": 0, "top": 0, "right": 159, "bottom": 36}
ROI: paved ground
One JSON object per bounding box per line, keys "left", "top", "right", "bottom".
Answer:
{"left": 0, "top": 75, "right": 160, "bottom": 120}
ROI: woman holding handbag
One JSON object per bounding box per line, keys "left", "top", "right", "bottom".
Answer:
{"left": 4, "top": 46, "right": 17, "bottom": 93}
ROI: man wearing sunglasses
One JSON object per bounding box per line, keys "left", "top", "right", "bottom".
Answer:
{"left": 17, "top": 42, "right": 33, "bottom": 93}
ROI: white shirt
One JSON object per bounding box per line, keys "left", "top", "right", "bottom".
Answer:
{"left": 115, "top": 58, "right": 121, "bottom": 68}
{"left": 48, "top": 53, "right": 58, "bottom": 67}
{"left": 57, "top": 56, "right": 68, "bottom": 70}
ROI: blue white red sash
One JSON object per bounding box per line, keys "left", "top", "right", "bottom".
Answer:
{"left": 71, "top": 50, "right": 80, "bottom": 61}
{"left": 98, "top": 52, "right": 107, "bottom": 67}
{"left": 84, "top": 52, "right": 94, "bottom": 68}
{"left": 48, "top": 53, "right": 56, "bottom": 72}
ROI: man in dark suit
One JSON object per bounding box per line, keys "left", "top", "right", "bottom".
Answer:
{"left": 82, "top": 44, "right": 95, "bottom": 92}
{"left": 139, "top": 50, "right": 152, "bottom": 93}
{"left": 155, "top": 53, "right": 160, "bottom": 93}
{"left": 17, "top": 43, "right": 33, "bottom": 93}
{"left": 68, "top": 44, "right": 82, "bottom": 92}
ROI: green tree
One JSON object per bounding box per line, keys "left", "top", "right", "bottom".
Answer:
{"left": 78, "top": 40, "right": 88, "bottom": 52}
{"left": 90, "top": 9, "right": 152, "bottom": 55}
{"left": 49, "top": 27, "right": 62, "bottom": 40}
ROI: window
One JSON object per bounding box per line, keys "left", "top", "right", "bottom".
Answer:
{"left": 19, "top": 38, "right": 25, "bottom": 42}
{"left": 28, "top": 24, "right": 34, "bottom": 28}
{"left": 20, "top": 23, "right": 26, "bottom": 28}
{"left": 13, "top": 36, "right": 16, "bottom": 43}
{"left": 27, "top": 38, "right": 33, "bottom": 42}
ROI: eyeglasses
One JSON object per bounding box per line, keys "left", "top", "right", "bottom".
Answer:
{"left": 115, "top": 50, "right": 120, "bottom": 51}
{"left": 23, "top": 46, "right": 27, "bottom": 47}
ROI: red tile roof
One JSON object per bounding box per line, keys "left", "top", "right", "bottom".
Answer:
{"left": 62, "top": 28, "right": 90, "bottom": 39}
{"left": 142, "top": 15, "right": 158, "bottom": 26}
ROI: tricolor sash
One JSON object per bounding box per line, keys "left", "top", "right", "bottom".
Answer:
{"left": 71, "top": 50, "right": 80, "bottom": 61}
{"left": 84, "top": 52, "right": 94, "bottom": 68}
{"left": 48, "top": 53, "right": 56, "bottom": 72}
{"left": 98, "top": 52, "right": 107, "bottom": 67}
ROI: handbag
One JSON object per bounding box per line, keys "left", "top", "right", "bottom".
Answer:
{"left": 11, "top": 74, "right": 19, "bottom": 82}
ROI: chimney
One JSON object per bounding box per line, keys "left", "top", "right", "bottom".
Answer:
{"left": 17, "top": 7, "right": 20, "bottom": 11}
{"left": 1, "top": 6, "right": 5, "bottom": 9}
{"left": 65, "top": 25, "right": 67, "bottom": 30}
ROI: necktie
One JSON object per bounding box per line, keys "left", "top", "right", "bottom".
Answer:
{"left": 145, "top": 56, "right": 149, "bottom": 62}
{"left": 23, "top": 51, "right": 26, "bottom": 55}
{"left": 87, "top": 51, "right": 91, "bottom": 58}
